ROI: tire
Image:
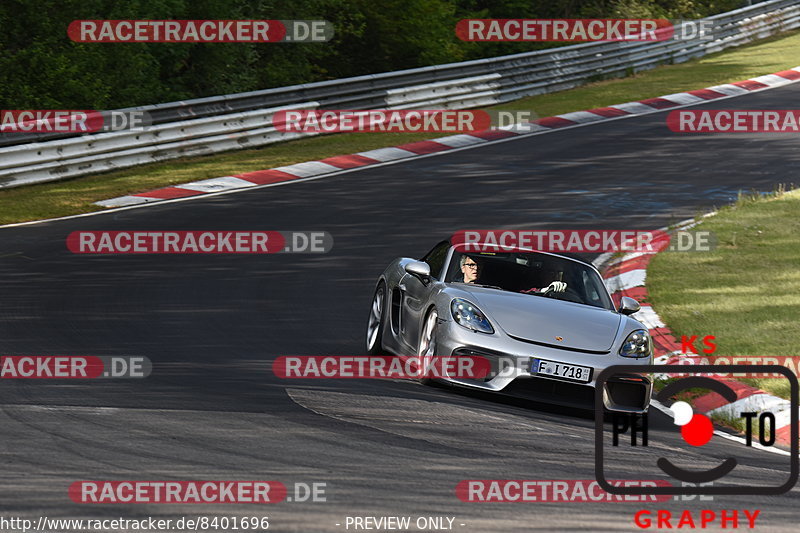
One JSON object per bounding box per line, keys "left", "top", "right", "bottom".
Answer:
{"left": 417, "top": 308, "right": 439, "bottom": 385}
{"left": 366, "top": 282, "right": 387, "bottom": 355}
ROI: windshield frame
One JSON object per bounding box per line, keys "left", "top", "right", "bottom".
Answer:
{"left": 444, "top": 245, "right": 616, "bottom": 311}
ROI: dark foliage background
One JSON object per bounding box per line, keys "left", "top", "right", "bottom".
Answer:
{"left": 0, "top": 0, "right": 749, "bottom": 108}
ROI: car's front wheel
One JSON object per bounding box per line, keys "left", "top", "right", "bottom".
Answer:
{"left": 417, "top": 308, "right": 439, "bottom": 385}
{"left": 366, "top": 282, "right": 386, "bottom": 355}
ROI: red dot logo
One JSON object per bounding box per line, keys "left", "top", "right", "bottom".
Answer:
{"left": 680, "top": 413, "right": 714, "bottom": 446}
{"left": 671, "top": 401, "right": 714, "bottom": 446}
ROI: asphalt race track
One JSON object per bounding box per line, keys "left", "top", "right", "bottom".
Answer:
{"left": 1, "top": 83, "right": 799, "bottom": 531}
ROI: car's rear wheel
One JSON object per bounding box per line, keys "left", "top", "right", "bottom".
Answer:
{"left": 366, "top": 282, "right": 386, "bottom": 355}
{"left": 417, "top": 308, "right": 439, "bottom": 385}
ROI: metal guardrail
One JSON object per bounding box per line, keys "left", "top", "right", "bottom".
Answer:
{"left": 1, "top": 0, "right": 798, "bottom": 188}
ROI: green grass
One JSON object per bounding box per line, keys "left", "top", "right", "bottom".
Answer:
{"left": 710, "top": 409, "right": 749, "bottom": 435}
{"left": 648, "top": 188, "right": 800, "bottom": 400}
{"left": 3, "top": 29, "right": 800, "bottom": 224}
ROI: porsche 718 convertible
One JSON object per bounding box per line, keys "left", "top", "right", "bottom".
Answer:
{"left": 365, "top": 239, "right": 653, "bottom": 412}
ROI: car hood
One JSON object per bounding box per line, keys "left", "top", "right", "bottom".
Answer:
{"left": 457, "top": 287, "right": 622, "bottom": 352}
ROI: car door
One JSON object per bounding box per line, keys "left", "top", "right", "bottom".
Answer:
{"left": 399, "top": 242, "right": 449, "bottom": 351}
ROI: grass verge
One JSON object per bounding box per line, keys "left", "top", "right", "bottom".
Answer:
{"left": 3, "top": 30, "right": 800, "bottom": 224}
{"left": 648, "top": 187, "right": 800, "bottom": 400}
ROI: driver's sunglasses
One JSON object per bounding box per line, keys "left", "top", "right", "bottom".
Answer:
{"left": 464, "top": 262, "right": 479, "bottom": 270}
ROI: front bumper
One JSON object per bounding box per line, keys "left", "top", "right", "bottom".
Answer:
{"left": 435, "top": 318, "right": 652, "bottom": 412}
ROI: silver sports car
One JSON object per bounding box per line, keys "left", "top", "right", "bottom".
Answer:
{"left": 365, "top": 239, "right": 653, "bottom": 412}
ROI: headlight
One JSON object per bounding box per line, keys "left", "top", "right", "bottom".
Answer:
{"left": 450, "top": 298, "right": 494, "bottom": 334}
{"left": 619, "top": 329, "right": 652, "bottom": 358}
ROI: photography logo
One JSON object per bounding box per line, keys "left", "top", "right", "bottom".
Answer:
{"left": 594, "top": 365, "right": 798, "bottom": 495}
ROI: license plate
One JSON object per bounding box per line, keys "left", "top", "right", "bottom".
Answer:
{"left": 530, "top": 358, "right": 592, "bottom": 383}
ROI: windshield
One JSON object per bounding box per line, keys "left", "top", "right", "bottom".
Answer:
{"left": 447, "top": 249, "right": 615, "bottom": 310}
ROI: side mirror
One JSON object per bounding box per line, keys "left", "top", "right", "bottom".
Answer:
{"left": 618, "top": 296, "right": 640, "bottom": 315}
{"left": 405, "top": 260, "right": 431, "bottom": 283}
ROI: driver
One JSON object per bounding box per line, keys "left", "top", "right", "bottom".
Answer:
{"left": 454, "top": 255, "right": 567, "bottom": 294}
{"left": 456, "top": 255, "right": 481, "bottom": 284}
